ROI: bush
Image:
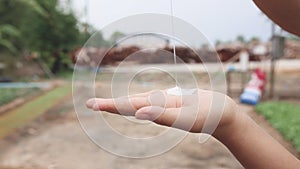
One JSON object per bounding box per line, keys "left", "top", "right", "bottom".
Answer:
{"left": 0, "top": 88, "right": 39, "bottom": 106}
{"left": 256, "top": 101, "right": 300, "bottom": 152}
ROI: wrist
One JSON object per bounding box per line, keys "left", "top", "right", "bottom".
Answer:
{"left": 213, "top": 108, "right": 249, "bottom": 145}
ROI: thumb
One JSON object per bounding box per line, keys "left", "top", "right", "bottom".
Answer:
{"left": 135, "top": 106, "right": 165, "bottom": 121}
{"left": 135, "top": 106, "right": 199, "bottom": 132}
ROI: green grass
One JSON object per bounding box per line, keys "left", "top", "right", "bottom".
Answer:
{"left": 0, "top": 85, "right": 71, "bottom": 139}
{"left": 0, "top": 88, "right": 40, "bottom": 106}
{"left": 56, "top": 69, "right": 74, "bottom": 80}
{"left": 256, "top": 102, "right": 300, "bottom": 152}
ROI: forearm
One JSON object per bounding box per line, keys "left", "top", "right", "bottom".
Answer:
{"left": 214, "top": 112, "right": 300, "bottom": 169}
{"left": 253, "top": 0, "right": 300, "bottom": 36}
{"left": 87, "top": 91, "right": 300, "bottom": 168}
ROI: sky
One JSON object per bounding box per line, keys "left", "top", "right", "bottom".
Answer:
{"left": 68, "top": 0, "right": 275, "bottom": 44}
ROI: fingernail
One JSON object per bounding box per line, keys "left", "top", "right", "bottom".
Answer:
{"left": 86, "top": 99, "right": 94, "bottom": 108}
{"left": 92, "top": 103, "right": 99, "bottom": 111}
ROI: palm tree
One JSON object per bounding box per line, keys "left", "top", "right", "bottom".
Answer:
{"left": 0, "top": 0, "right": 46, "bottom": 54}
{"left": 18, "top": 0, "right": 47, "bottom": 17}
{"left": 0, "top": 24, "right": 20, "bottom": 54}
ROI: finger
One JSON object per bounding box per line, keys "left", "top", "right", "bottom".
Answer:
{"left": 86, "top": 90, "right": 168, "bottom": 114}
{"left": 135, "top": 106, "right": 201, "bottom": 132}
{"left": 86, "top": 90, "right": 153, "bottom": 110}
{"left": 129, "top": 91, "right": 152, "bottom": 97}
{"left": 86, "top": 98, "right": 101, "bottom": 109}
{"left": 86, "top": 97, "right": 150, "bottom": 116}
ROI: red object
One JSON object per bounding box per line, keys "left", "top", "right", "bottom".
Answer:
{"left": 247, "top": 68, "right": 267, "bottom": 91}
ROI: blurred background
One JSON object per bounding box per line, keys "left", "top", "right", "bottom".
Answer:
{"left": 0, "top": 0, "right": 299, "bottom": 169}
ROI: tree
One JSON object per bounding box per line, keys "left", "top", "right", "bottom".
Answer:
{"left": 249, "top": 37, "right": 260, "bottom": 43}
{"left": 0, "top": 24, "right": 20, "bottom": 54}
{"left": 0, "top": 0, "right": 46, "bottom": 54}
{"left": 19, "top": 0, "right": 82, "bottom": 74}
{"left": 236, "top": 35, "right": 246, "bottom": 43}
{"left": 77, "top": 22, "right": 111, "bottom": 47}
{"left": 0, "top": 0, "right": 86, "bottom": 75}
{"left": 215, "top": 40, "right": 222, "bottom": 47}
{"left": 109, "top": 31, "right": 126, "bottom": 44}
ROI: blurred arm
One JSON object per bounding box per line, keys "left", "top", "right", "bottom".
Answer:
{"left": 86, "top": 91, "right": 300, "bottom": 169}
{"left": 214, "top": 112, "right": 300, "bottom": 169}
{"left": 253, "top": 0, "right": 300, "bottom": 36}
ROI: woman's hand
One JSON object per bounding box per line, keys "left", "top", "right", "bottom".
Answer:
{"left": 86, "top": 89, "right": 300, "bottom": 169}
{"left": 86, "top": 89, "right": 238, "bottom": 135}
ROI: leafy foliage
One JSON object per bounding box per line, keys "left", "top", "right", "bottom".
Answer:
{"left": 0, "top": 0, "right": 115, "bottom": 76}
{"left": 236, "top": 35, "right": 245, "bottom": 43}
{"left": 0, "top": 0, "right": 87, "bottom": 74}
{"left": 0, "top": 24, "right": 20, "bottom": 53}
{"left": 256, "top": 102, "right": 300, "bottom": 152}
{"left": 0, "top": 88, "right": 39, "bottom": 106}
{"left": 110, "top": 31, "right": 126, "bottom": 44}
{"left": 19, "top": 0, "right": 82, "bottom": 73}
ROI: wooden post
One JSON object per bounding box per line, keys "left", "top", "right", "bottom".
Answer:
{"left": 269, "top": 23, "right": 285, "bottom": 98}
{"left": 269, "top": 23, "right": 275, "bottom": 98}
{"left": 269, "top": 56, "right": 275, "bottom": 98}
{"left": 226, "top": 71, "right": 231, "bottom": 96}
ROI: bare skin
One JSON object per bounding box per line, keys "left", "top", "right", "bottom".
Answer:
{"left": 86, "top": 1, "right": 300, "bottom": 168}
{"left": 253, "top": 0, "right": 300, "bottom": 36}
{"left": 86, "top": 89, "right": 300, "bottom": 169}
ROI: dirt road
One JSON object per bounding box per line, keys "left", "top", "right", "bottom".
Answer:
{"left": 0, "top": 71, "right": 298, "bottom": 169}
{"left": 0, "top": 112, "right": 244, "bottom": 169}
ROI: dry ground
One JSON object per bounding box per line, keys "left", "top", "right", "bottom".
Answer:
{"left": 0, "top": 70, "right": 299, "bottom": 169}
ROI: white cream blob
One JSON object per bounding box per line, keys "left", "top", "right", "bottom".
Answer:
{"left": 166, "top": 86, "right": 197, "bottom": 96}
